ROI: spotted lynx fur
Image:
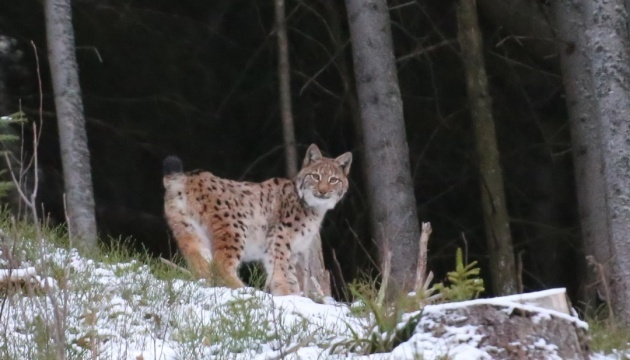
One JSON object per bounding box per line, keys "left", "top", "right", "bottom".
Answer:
{"left": 163, "top": 144, "right": 352, "bottom": 295}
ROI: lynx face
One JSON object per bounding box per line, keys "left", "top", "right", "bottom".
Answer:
{"left": 163, "top": 144, "right": 352, "bottom": 296}
{"left": 296, "top": 147, "right": 352, "bottom": 210}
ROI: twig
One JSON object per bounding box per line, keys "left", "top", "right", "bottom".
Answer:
{"left": 460, "top": 232, "right": 469, "bottom": 265}
{"left": 3, "top": 42, "right": 43, "bottom": 236}
{"left": 330, "top": 249, "right": 348, "bottom": 299}
{"left": 585, "top": 255, "right": 613, "bottom": 322}
{"left": 264, "top": 334, "right": 316, "bottom": 360}
{"left": 4, "top": 154, "right": 36, "bottom": 219}
{"left": 238, "top": 145, "right": 283, "bottom": 181}
{"left": 160, "top": 257, "right": 191, "bottom": 275}
{"left": 389, "top": 1, "right": 417, "bottom": 10}
{"left": 397, "top": 39, "right": 457, "bottom": 63}
{"left": 298, "top": 39, "right": 350, "bottom": 96}
{"left": 414, "top": 222, "right": 432, "bottom": 291}
{"left": 345, "top": 219, "right": 379, "bottom": 269}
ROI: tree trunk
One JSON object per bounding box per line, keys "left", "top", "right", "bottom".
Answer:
{"left": 345, "top": 0, "right": 421, "bottom": 295}
{"left": 581, "top": 0, "right": 630, "bottom": 326}
{"left": 323, "top": 1, "right": 364, "bottom": 157}
{"left": 274, "top": 0, "right": 330, "bottom": 297}
{"left": 457, "top": 0, "right": 518, "bottom": 296}
{"left": 44, "top": 0, "right": 97, "bottom": 252}
{"left": 550, "top": 0, "right": 611, "bottom": 307}
{"left": 274, "top": 0, "right": 298, "bottom": 179}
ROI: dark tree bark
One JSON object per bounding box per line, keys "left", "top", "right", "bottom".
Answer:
{"left": 45, "top": 0, "right": 97, "bottom": 252}
{"left": 274, "top": 0, "right": 298, "bottom": 179}
{"left": 580, "top": 0, "right": 630, "bottom": 326}
{"left": 274, "top": 0, "right": 330, "bottom": 297}
{"left": 550, "top": 0, "right": 611, "bottom": 307}
{"left": 345, "top": 0, "right": 421, "bottom": 295}
{"left": 457, "top": 0, "right": 518, "bottom": 296}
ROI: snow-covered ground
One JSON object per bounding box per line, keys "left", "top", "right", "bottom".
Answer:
{"left": 0, "top": 243, "right": 627, "bottom": 359}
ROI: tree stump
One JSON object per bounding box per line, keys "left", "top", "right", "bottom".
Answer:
{"left": 295, "top": 233, "right": 331, "bottom": 300}
{"left": 421, "top": 288, "right": 589, "bottom": 359}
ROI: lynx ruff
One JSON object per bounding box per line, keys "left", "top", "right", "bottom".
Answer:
{"left": 163, "top": 144, "right": 351, "bottom": 296}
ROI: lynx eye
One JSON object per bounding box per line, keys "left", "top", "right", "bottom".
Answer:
{"left": 309, "top": 173, "right": 321, "bottom": 181}
{"left": 329, "top": 176, "right": 340, "bottom": 184}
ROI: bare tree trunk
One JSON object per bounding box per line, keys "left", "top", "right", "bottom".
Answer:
{"left": 457, "top": 0, "right": 518, "bottom": 295}
{"left": 274, "top": 0, "right": 298, "bottom": 179}
{"left": 345, "top": 0, "right": 421, "bottom": 296}
{"left": 44, "top": 0, "right": 98, "bottom": 252}
{"left": 550, "top": 0, "right": 611, "bottom": 307}
{"left": 274, "top": 0, "right": 330, "bottom": 297}
{"left": 581, "top": 0, "right": 630, "bottom": 326}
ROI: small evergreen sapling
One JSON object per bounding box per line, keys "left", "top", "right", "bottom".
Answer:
{"left": 434, "top": 247, "right": 485, "bottom": 301}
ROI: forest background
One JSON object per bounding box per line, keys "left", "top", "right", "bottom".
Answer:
{"left": 0, "top": 0, "right": 608, "bottom": 312}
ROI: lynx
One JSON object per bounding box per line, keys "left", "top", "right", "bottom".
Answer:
{"left": 163, "top": 144, "right": 352, "bottom": 295}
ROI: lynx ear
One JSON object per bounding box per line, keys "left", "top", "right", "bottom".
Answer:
{"left": 302, "top": 144, "right": 322, "bottom": 167}
{"left": 335, "top": 152, "right": 352, "bottom": 176}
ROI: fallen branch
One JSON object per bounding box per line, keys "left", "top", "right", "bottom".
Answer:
{"left": 264, "top": 334, "right": 316, "bottom": 360}
{"left": 159, "top": 257, "right": 191, "bottom": 275}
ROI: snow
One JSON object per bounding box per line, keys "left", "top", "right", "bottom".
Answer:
{"left": 0, "top": 243, "right": 626, "bottom": 359}
{"left": 0, "top": 266, "right": 37, "bottom": 279}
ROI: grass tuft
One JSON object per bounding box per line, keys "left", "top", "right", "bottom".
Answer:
{"left": 585, "top": 307, "right": 630, "bottom": 357}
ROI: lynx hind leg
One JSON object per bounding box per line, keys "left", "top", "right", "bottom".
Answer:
{"left": 264, "top": 244, "right": 300, "bottom": 295}
{"left": 166, "top": 218, "right": 213, "bottom": 279}
{"left": 210, "top": 230, "right": 246, "bottom": 289}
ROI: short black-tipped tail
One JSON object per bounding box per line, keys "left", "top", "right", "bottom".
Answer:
{"left": 163, "top": 155, "right": 183, "bottom": 175}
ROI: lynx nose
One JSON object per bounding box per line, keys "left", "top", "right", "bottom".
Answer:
{"left": 314, "top": 189, "right": 331, "bottom": 199}
{"left": 317, "top": 183, "right": 330, "bottom": 195}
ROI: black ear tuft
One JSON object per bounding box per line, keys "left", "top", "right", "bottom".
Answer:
{"left": 163, "top": 156, "right": 183, "bottom": 175}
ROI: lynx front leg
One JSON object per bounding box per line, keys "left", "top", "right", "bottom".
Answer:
{"left": 264, "top": 241, "right": 300, "bottom": 295}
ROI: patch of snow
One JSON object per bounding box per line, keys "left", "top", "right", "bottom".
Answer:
{"left": 0, "top": 239, "right": 623, "bottom": 359}
{"left": 0, "top": 266, "right": 37, "bottom": 280}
